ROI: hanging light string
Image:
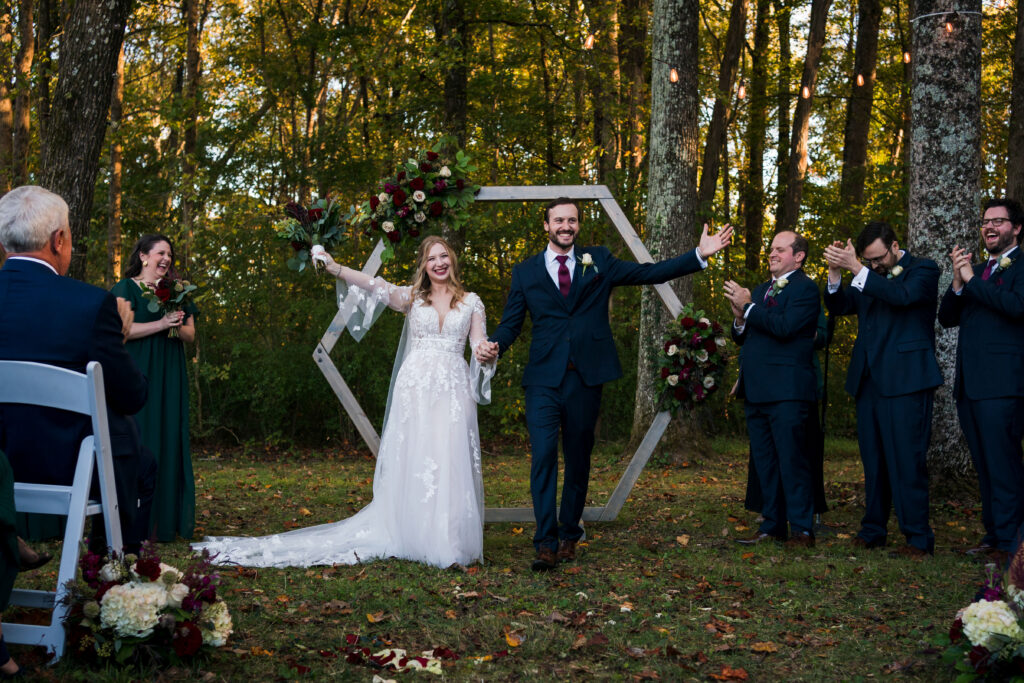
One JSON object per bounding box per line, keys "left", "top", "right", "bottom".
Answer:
{"left": 908, "top": 9, "right": 982, "bottom": 23}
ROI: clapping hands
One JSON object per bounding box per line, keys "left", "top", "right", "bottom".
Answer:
{"left": 823, "top": 239, "right": 861, "bottom": 279}
{"left": 950, "top": 246, "right": 974, "bottom": 289}
{"left": 722, "top": 280, "right": 752, "bottom": 321}
{"left": 697, "top": 223, "right": 734, "bottom": 260}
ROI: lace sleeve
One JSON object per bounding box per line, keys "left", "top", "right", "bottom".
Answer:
{"left": 334, "top": 270, "right": 412, "bottom": 342}
{"left": 467, "top": 293, "right": 495, "bottom": 405}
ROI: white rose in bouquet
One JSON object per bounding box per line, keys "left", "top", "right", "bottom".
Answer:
{"left": 413, "top": 190, "right": 426, "bottom": 203}
{"left": 382, "top": 221, "right": 395, "bottom": 232}
{"left": 99, "top": 562, "right": 126, "bottom": 583}
{"left": 696, "top": 350, "right": 709, "bottom": 363}
{"left": 703, "top": 376, "right": 715, "bottom": 389}
{"left": 667, "top": 344, "right": 678, "bottom": 356}
{"left": 666, "top": 375, "right": 679, "bottom": 387}
{"left": 439, "top": 166, "right": 452, "bottom": 178}
{"left": 166, "top": 582, "right": 190, "bottom": 609}
{"left": 414, "top": 212, "right": 427, "bottom": 223}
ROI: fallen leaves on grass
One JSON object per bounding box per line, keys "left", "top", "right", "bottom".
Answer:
{"left": 750, "top": 641, "right": 779, "bottom": 654}
{"left": 708, "top": 665, "right": 749, "bottom": 680}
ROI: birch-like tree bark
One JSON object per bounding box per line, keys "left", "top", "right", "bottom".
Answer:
{"left": 907, "top": 0, "right": 982, "bottom": 474}
{"left": 631, "top": 0, "right": 701, "bottom": 454}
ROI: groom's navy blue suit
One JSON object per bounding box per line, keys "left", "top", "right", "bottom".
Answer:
{"left": 491, "top": 246, "right": 702, "bottom": 551}
{"left": 732, "top": 269, "right": 820, "bottom": 539}
{"left": 938, "top": 247, "right": 1024, "bottom": 552}
{"left": 825, "top": 252, "right": 941, "bottom": 552}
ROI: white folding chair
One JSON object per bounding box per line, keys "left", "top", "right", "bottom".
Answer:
{"left": 0, "top": 360, "right": 122, "bottom": 662}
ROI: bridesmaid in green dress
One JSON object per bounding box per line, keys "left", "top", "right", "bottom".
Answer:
{"left": 111, "top": 235, "right": 198, "bottom": 542}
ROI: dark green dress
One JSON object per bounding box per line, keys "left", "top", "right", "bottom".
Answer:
{"left": 111, "top": 278, "right": 197, "bottom": 542}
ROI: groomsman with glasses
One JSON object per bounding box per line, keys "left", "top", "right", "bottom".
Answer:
{"left": 938, "top": 198, "right": 1024, "bottom": 566}
{"left": 823, "top": 222, "right": 942, "bottom": 559}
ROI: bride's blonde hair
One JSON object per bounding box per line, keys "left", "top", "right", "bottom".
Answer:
{"left": 410, "top": 235, "right": 466, "bottom": 307}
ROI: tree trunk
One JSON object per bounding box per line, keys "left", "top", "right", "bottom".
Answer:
{"left": 777, "top": 0, "right": 832, "bottom": 231}
{"left": 743, "top": 0, "right": 771, "bottom": 272}
{"left": 40, "top": 0, "right": 134, "bottom": 281}
{"left": 631, "top": 0, "right": 702, "bottom": 456}
{"left": 11, "top": 0, "right": 33, "bottom": 186}
{"left": 839, "top": 0, "right": 881, "bottom": 218}
{"left": 437, "top": 0, "right": 470, "bottom": 251}
{"left": 106, "top": 46, "right": 124, "bottom": 288}
{"left": 1008, "top": 0, "right": 1024, "bottom": 201}
{"left": 34, "top": 0, "right": 53, "bottom": 158}
{"left": 907, "top": 0, "right": 981, "bottom": 475}
{"left": 619, "top": 0, "right": 648, "bottom": 193}
{"left": 583, "top": 0, "right": 619, "bottom": 182}
{"left": 180, "top": 0, "right": 204, "bottom": 278}
{"left": 697, "top": 0, "right": 748, "bottom": 215}
{"left": 773, "top": 0, "right": 791, "bottom": 228}
{"left": 0, "top": 4, "right": 13, "bottom": 192}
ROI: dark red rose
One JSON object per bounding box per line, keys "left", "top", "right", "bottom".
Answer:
{"left": 307, "top": 208, "right": 323, "bottom": 221}
{"left": 396, "top": 171, "right": 406, "bottom": 181}
{"left": 434, "top": 179, "right": 447, "bottom": 191}
{"left": 370, "top": 220, "right": 379, "bottom": 230}
{"left": 94, "top": 580, "right": 119, "bottom": 603}
{"left": 155, "top": 285, "right": 172, "bottom": 302}
{"left": 660, "top": 367, "right": 670, "bottom": 379}
{"left": 426, "top": 151, "right": 439, "bottom": 161}
{"left": 683, "top": 359, "right": 696, "bottom": 370}
{"left": 134, "top": 557, "right": 162, "bottom": 581}
{"left": 680, "top": 367, "right": 691, "bottom": 380}
{"left": 691, "top": 333, "right": 703, "bottom": 348}
{"left": 173, "top": 621, "right": 203, "bottom": 657}
{"left": 681, "top": 317, "right": 696, "bottom": 328}
{"left": 290, "top": 241, "right": 305, "bottom": 252}
{"left": 386, "top": 230, "right": 401, "bottom": 243}
{"left": 398, "top": 206, "right": 411, "bottom": 218}
{"left": 392, "top": 189, "right": 408, "bottom": 206}
{"left": 695, "top": 386, "right": 706, "bottom": 401}
{"left": 456, "top": 178, "right": 465, "bottom": 190}
{"left": 704, "top": 339, "right": 717, "bottom": 352}
{"left": 429, "top": 201, "right": 443, "bottom": 217}
{"left": 408, "top": 228, "right": 421, "bottom": 238}
{"left": 969, "top": 645, "right": 991, "bottom": 672}
{"left": 284, "top": 201, "right": 308, "bottom": 224}
{"left": 949, "top": 618, "right": 964, "bottom": 643}
{"left": 369, "top": 196, "right": 380, "bottom": 210}
{"left": 409, "top": 176, "right": 426, "bottom": 191}
{"left": 712, "top": 321, "right": 723, "bottom": 333}
{"left": 420, "top": 162, "right": 433, "bottom": 173}
{"left": 673, "top": 385, "right": 687, "bottom": 400}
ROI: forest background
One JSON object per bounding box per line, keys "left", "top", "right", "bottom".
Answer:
{"left": 0, "top": 0, "right": 1020, "bottom": 472}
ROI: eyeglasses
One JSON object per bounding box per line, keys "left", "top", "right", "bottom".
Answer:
{"left": 861, "top": 244, "right": 893, "bottom": 267}
{"left": 980, "top": 217, "right": 1010, "bottom": 228}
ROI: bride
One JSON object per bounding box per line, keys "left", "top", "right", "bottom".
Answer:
{"left": 193, "top": 236, "right": 495, "bottom": 568}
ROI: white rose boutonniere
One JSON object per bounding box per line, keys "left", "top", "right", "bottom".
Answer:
{"left": 887, "top": 265, "right": 904, "bottom": 279}
{"left": 1000, "top": 256, "right": 1013, "bottom": 270}
{"left": 776, "top": 277, "right": 788, "bottom": 289}
{"left": 581, "top": 252, "right": 598, "bottom": 276}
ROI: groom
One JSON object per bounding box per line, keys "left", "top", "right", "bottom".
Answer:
{"left": 477, "top": 198, "right": 732, "bottom": 571}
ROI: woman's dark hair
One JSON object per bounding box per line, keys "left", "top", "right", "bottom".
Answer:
{"left": 124, "top": 234, "right": 176, "bottom": 278}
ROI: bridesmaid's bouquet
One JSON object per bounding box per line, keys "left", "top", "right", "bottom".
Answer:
{"left": 139, "top": 277, "right": 197, "bottom": 338}
{"left": 63, "top": 544, "right": 232, "bottom": 665}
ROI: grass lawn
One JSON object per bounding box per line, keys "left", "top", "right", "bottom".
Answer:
{"left": 11, "top": 436, "right": 985, "bottom": 681}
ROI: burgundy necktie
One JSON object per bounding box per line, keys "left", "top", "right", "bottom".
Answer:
{"left": 982, "top": 259, "right": 997, "bottom": 281}
{"left": 555, "top": 255, "right": 571, "bottom": 297}
{"left": 763, "top": 279, "right": 775, "bottom": 301}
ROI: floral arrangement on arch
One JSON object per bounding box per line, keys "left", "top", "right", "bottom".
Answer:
{"left": 275, "top": 196, "right": 349, "bottom": 272}
{"left": 138, "top": 277, "right": 198, "bottom": 338}
{"left": 63, "top": 544, "right": 232, "bottom": 665}
{"left": 353, "top": 137, "right": 479, "bottom": 262}
{"left": 655, "top": 304, "right": 728, "bottom": 413}
{"left": 941, "top": 549, "right": 1024, "bottom": 679}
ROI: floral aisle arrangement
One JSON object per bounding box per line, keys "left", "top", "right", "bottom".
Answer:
{"left": 942, "top": 549, "right": 1024, "bottom": 679}
{"left": 353, "top": 138, "right": 479, "bottom": 262}
{"left": 275, "top": 196, "right": 349, "bottom": 272}
{"left": 63, "top": 544, "right": 232, "bottom": 665}
{"left": 139, "top": 277, "right": 198, "bottom": 338}
{"left": 655, "top": 304, "right": 728, "bottom": 413}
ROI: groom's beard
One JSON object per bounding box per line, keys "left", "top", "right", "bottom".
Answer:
{"left": 549, "top": 232, "right": 577, "bottom": 249}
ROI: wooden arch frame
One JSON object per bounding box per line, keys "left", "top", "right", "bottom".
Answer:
{"left": 313, "top": 185, "right": 679, "bottom": 523}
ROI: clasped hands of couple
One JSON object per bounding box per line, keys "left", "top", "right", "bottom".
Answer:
{"left": 471, "top": 223, "right": 736, "bottom": 364}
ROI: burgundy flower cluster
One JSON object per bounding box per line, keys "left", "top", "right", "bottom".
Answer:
{"left": 656, "top": 306, "right": 728, "bottom": 412}
{"left": 275, "top": 196, "right": 347, "bottom": 272}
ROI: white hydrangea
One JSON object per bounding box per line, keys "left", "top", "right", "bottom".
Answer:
{"left": 100, "top": 583, "right": 169, "bottom": 638}
{"left": 201, "top": 600, "right": 233, "bottom": 647}
{"left": 166, "top": 582, "right": 190, "bottom": 609}
{"left": 962, "top": 600, "right": 1024, "bottom": 652}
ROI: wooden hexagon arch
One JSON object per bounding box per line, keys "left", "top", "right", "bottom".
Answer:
{"left": 313, "top": 185, "right": 679, "bottom": 523}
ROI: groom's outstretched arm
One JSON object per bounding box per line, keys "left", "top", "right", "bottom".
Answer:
{"left": 608, "top": 223, "right": 733, "bottom": 287}
{"left": 489, "top": 266, "right": 528, "bottom": 356}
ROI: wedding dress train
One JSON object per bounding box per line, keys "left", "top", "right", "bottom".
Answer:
{"left": 193, "top": 281, "right": 493, "bottom": 568}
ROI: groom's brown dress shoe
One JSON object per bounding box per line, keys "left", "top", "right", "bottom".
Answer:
{"left": 531, "top": 547, "right": 558, "bottom": 571}
{"left": 557, "top": 539, "right": 577, "bottom": 563}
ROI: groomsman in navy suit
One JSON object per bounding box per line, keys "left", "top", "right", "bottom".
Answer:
{"left": 723, "top": 231, "right": 820, "bottom": 548}
{"left": 938, "top": 198, "right": 1024, "bottom": 565}
{"left": 477, "top": 198, "right": 733, "bottom": 571}
{"left": 0, "top": 185, "right": 155, "bottom": 553}
{"left": 823, "top": 222, "right": 941, "bottom": 558}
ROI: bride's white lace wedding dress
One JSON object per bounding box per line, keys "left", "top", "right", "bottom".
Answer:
{"left": 193, "top": 278, "right": 493, "bottom": 568}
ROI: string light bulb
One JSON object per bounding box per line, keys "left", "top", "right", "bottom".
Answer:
{"left": 945, "top": 20, "right": 954, "bottom": 33}
{"left": 737, "top": 82, "right": 746, "bottom": 100}
{"left": 669, "top": 68, "right": 679, "bottom": 83}
{"left": 584, "top": 34, "right": 595, "bottom": 50}
{"left": 856, "top": 73, "right": 865, "bottom": 86}
{"left": 801, "top": 85, "right": 811, "bottom": 99}
{"left": 903, "top": 51, "right": 911, "bottom": 63}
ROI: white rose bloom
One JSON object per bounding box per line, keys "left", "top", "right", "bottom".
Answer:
{"left": 414, "top": 212, "right": 427, "bottom": 223}
{"left": 581, "top": 253, "right": 594, "bottom": 266}
{"left": 1001, "top": 256, "right": 1013, "bottom": 269}
{"left": 201, "top": 600, "right": 233, "bottom": 647}
{"left": 666, "top": 375, "right": 679, "bottom": 386}
{"left": 667, "top": 344, "right": 678, "bottom": 356}
{"left": 377, "top": 192, "right": 388, "bottom": 203}
{"left": 98, "top": 562, "right": 125, "bottom": 583}
{"left": 382, "top": 221, "right": 395, "bottom": 231}
{"left": 776, "top": 277, "right": 789, "bottom": 289}
{"left": 696, "top": 350, "right": 709, "bottom": 363}
{"left": 413, "top": 190, "right": 426, "bottom": 203}
{"left": 100, "top": 583, "right": 168, "bottom": 638}
{"left": 166, "top": 582, "right": 190, "bottom": 609}
{"left": 715, "top": 336, "right": 726, "bottom": 347}
{"left": 439, "top": 166, "right": 452, "bottom": 178}
{"left": 699, "top": 317, "right": 710, "bottom": 326}
{"left": 703, "top": 376, "right": 715, "bottom": 389}
{"left": 962, "top": 600, "right": 1024, "bottom": 652}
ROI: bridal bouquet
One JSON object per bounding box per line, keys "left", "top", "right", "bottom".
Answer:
{"left": 275, "top": 196, "right": 349, "bottom": 272}
{"left": 139, "top": 277, "right": 198, "bottom": 338}
{"left": 353, "top": 137, "right": 479, "bottom": 262}
{"left": 655, "top": 304, "right": 728, "bottom": 413}
{"left": 63, "top": 544, "right": 232, "bottom": 665}
{"left": 941, "top": 550, "right": 1024, "bottom": 679}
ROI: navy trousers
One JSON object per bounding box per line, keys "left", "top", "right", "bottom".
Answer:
{"left": 855, "top": 377, "right": 935, "bottom": 552}
{"left": 957, "top": 396, "right": 1024, "bottom": 551}
{"left": 524, "top": 369, "right": 603, "bottom": 552}
{"left": 745, "top": 400, "right": 815, "bottom": 538}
